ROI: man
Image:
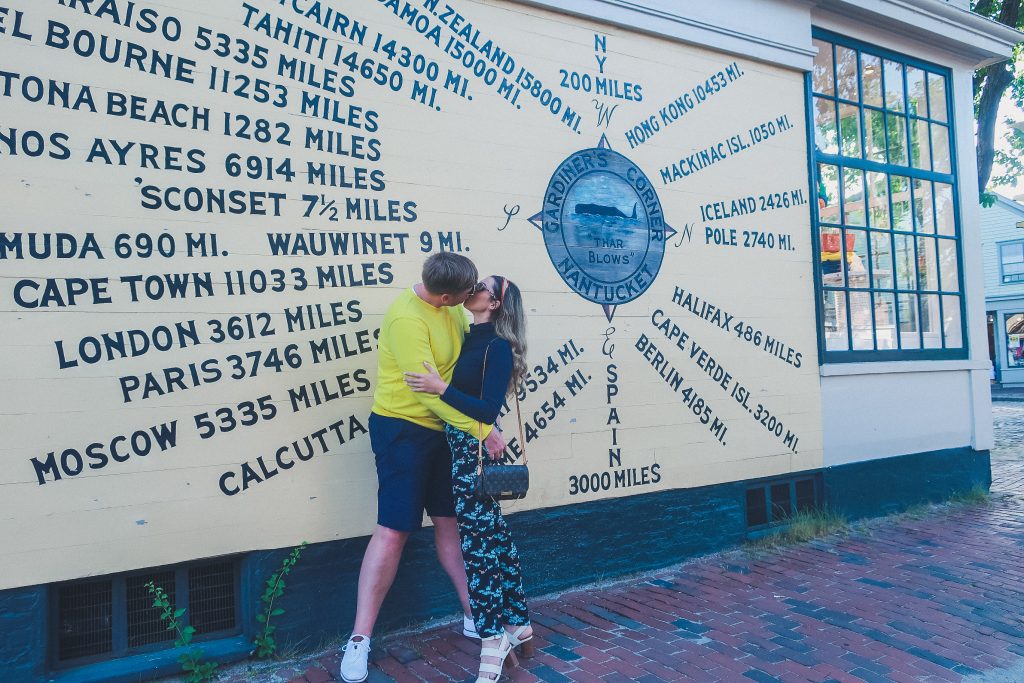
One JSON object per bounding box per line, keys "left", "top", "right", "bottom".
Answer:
{"left": 341, "top": 252, "right": 506, "bottom": 683}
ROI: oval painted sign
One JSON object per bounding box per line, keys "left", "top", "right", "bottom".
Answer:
{"left": 541, "top": 147, "right": 667, "bottom": 306}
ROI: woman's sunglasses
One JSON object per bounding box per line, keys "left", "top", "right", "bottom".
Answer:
{"left": 471, "top": 281, "right": 496, "bottom": 299}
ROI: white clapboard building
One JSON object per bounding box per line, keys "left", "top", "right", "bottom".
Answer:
{"left": 981, "top": 194, "right": 1024, "bottom": 385}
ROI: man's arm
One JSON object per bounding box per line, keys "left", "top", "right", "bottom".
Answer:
{"left": 388, "top": 316, "right": 493, "bottom": 438}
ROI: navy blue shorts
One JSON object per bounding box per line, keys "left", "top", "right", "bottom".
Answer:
{"left": 369, "top": 412, "right": 456, "bottom": 532}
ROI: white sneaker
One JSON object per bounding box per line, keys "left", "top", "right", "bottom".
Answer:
{"left": 463, "top": 614, "right": 480, "bottom": 639}
{"left": 340, "top": 634, "right": 371, "bottom": 683}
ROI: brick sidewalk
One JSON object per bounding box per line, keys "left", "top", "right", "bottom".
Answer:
{"left": 217, "top": 409, "right": 1024, "bottom": 683}
{"left": 992, "top": 405, "right": 1024, "bottom": 494}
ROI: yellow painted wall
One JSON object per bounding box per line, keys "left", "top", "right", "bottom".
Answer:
{"left": 0, "top": 0, "right": 821, "bottom": 590}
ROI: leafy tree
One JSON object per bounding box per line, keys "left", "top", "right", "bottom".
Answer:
{"left": 974, "top": 0, "right": 1024, "bottom": 205}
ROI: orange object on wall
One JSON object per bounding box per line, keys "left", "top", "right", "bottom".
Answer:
{"left": 820, "top": 233, "right": 857, "bottom": 253}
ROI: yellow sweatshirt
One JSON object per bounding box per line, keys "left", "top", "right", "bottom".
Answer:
{"left": 372, "top": 288, "right": 492, "bottom": 437}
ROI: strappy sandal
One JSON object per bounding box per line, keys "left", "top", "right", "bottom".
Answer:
{"left": 507, "top": 624, "right": 535, "bottom": 658}
{"left": 476, "top": 631, "right": 518, "bottom": 682}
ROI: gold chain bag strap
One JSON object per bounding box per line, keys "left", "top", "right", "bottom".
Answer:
{"left": 471, "top": 342, "right": 529, "bottom": 501}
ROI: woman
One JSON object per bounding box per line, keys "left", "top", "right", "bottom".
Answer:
{"left": 404, "top": 274, "right": 533, "bottom": 682}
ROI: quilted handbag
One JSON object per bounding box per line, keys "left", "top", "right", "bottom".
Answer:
{"left": 471, "top": 343, "right": 529, "bottom": 501}
{"left": 474, "top": 459, "right": 529, "bottom": 501}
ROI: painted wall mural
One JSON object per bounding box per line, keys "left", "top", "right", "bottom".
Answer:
{"left": 0, "top": 0, "right": 822, "bottom": 590}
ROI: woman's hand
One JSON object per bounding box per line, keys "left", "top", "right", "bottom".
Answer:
{"left": 483, "top": 428, "right": 506, "bottom": 461}
{"left": 404, "top": 361, "right": 448, "bottom": 395}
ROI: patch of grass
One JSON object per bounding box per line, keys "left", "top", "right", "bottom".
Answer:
{"left": 745, "top": 508, "right": 848, "bottom": 551}
{"left": 274, "top": 634, "right": 313, "bottom": 661}
{"left": 900, "top": 502, "right": 932, "bottom": 520}
{"left": 949, "top": 485, "right": 991, "bottom": 505}
{"left": 870, "top": 487, "right": 993, "bottom": 527}
{"left": 895, "top": 487, "right": 991, "bottom": 521}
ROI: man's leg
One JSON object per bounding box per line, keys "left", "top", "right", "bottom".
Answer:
{"left": 431, "top": 515, "right": 472, "bottom": 617}
{"left": 343, "top": 415, "right": 429, "bottom": 682}
{"left": 343, "top": 525, "right": 407, "bottom": 683}
{"left": 352, "top": 525, "right": 410, "bottom": 636}
{"left": 425, "top": 427, "right": 474, "bottom": 620}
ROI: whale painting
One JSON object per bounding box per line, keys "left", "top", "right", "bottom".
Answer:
{"left": 575, "top": 202, "right": 639, "bottom": 219}
{"left": 559, "top": 170, "right": 650, "bottom": 283}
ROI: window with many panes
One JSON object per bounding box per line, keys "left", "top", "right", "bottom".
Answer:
{"left": 810, "top": 29, "right": 966, "bottom": 360}
{"left": 1000, "top": 241, "right": 1024, "bottom": 284}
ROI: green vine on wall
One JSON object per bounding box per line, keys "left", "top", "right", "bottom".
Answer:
{"left": 144, "top": 581, "right": 219, "bottom": 683}
{"left": 252, "top": 541, "right": 309, "bottom": 659}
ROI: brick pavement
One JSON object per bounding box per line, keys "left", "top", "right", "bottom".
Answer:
{"left": 216, "top": 407, "right": 1024, "bottom": 683}
{"left": 992, "top": 404, "right": 1024, "bottom": 494}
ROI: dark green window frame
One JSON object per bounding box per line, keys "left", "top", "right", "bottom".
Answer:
{"left": 808, "top": 28, "right": 968, "bottom": 362}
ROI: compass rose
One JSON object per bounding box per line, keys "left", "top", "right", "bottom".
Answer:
{"left": 529, "top": 135, "right": 677, "bottom": 321}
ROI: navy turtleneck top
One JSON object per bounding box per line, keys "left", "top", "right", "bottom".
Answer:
{"left": 441, "top": 321, "right": 512, "bottom": 425}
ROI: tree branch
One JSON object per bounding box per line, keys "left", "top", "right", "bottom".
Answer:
{"left": 978, "top": 64, "right": 1014, "bottom": 193}
{"left": 976, "top": 0, "right": 1022, "bottom": 194}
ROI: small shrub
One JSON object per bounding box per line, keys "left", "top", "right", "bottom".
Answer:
{"left": 145, "top": 581, "right": 218, "bottom": 683}
{"left": 252, "top": 541, "right": 308, "bottom": 659}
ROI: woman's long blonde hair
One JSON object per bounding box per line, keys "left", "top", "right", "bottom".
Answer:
{"left": 491, "top": 275, "right": 527, "bottom": 395}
